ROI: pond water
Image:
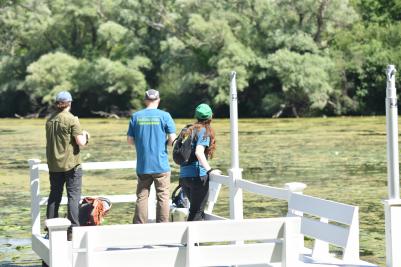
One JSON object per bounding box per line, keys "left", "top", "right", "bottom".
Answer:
{"left": 0, "top": 117, "right": 389, "bottom": 266}
{"left": 0, "top": 238, "right": 40, "bottom": 265}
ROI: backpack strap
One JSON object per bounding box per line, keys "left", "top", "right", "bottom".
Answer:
{"left": 171, "top": 184, "right": 181, "bottom": 200}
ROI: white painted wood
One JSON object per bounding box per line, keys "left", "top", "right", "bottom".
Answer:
{"left": 194, "top": 218, "right": 286, "bottom": 242}
{"left": 72, "top": 223, "right": 189, "bottom": 249}
{"left": 230, "top": 71, "right": 240, "bottom": 171}
{"left": 32, "top": 234, "right": 49, "bottom": 265}
{"left": 148, "top": 183, "right": 156, "bottom": 222}
{"left": 38, "top": 163, "right": 49, "bottom": 172}
{"left": 229, "top": 168, "right": 244, "bottom": 221}
{"left": 237, "top": 179, "right": 289, "bottom": 201}
{"left": 385, "top": 64, "right": 400, "bottom": 199}
{"left": 289, "top": 193, "right": 356, "bottom": 225}
{"left": 284, "top": 182, "right": 307, "bottom": 193}
{"left": 37, "top": 160, "right": 137, "bottom": 172}
{"left": 286, "top": 187, "right": 306, "bottom": 254}
{"left": 186, "top": 225, "right": 195, "bottom": 267}
{"left": 28, "top": 159, "right": 41, "bottom": 236}
{"left": 289, "top": 192, "right": 362, "bottom": 263}
{"left": 282, "top": 216, "right": 301, "bottom": 267}
{"left": 342, "top": 208, "right": 360, "bottom": 261}
{"left": 229, "top": 71, "right": 244, "bottom": 227}
{"left": 40, "top": 194, "right": 137, "bottom": 206}
{"left": 73, "top": 219, "right": 288, "bottom": 249}
{"left": 311, "top": 218, "right": 330, "bottom": 260}
{"left": 196, "top": 243, "right": 282, "bottom": 266}
{"left": 301, "top": 254, "right": 378, "bottom": 266}
{"left": 204, "top": 212, "right": 226, "bottom": 220}
{"left": 384, "top": 199, "right": 401, "bottom": 267}
{"left": 46, "top": 218, "right": 71, "bottom": 267}
{"left": 205, "top": 180, "right": 221, "bottom": 213}
{"left": 74, "top": 218, "right": 299, "bottom": 267}
{"left": 88, "top": 247, "right": 186, "bottom": 267}
{"left": 86, "top": 231, "right": 92, "bottom": 267}
{"left": 209, "top": 173, "right": 231, "bottom": 186}
{"left": 300, "top": 217, "right": 349, "bottom": 248}
{"left": 82, "top": 160, "right": 136, "bottom": 170}
{"left": 29, "top": 158, "right": 377, "bottom": 267}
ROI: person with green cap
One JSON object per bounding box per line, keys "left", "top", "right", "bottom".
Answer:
{"left": 179, "top": 103, "right": 221, "bottom": 221}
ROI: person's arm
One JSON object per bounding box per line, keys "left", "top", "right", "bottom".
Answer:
{"left": 167, "top": 133, "right": 177, "bottom": 147}
{"left": 72, "top": 116, "right": 89, "bottom": 147}
{"left": 195, "top": 145, "right": 211, "bottom": 171}
{"left": 195, "top": 145, "right": 221, "bottom": 182}
{"left": 165, "top": 113, "right": 176, "bottom": 147}
{"left": 127, "top": 136, "right": 134, "bottom": 146}
{"left": 127, "top": 115, "right": 136, "bottom": 146}
{"left": 75, "top": 130, "right": 90, "bottom": 146}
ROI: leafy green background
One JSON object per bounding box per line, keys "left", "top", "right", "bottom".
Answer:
{"left": 1, "top": 0, "right": 401, "bottom": 118}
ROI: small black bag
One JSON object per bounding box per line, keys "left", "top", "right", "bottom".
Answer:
{"left": 172, "top": 124, "right": 197, "bottom": 165}
{"left": 171, "top": 184, "right": 188, "bottom": 208}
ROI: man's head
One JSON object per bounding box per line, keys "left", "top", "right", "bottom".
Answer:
{"left": 55, "top": 91, "right": 72, "bottom": 111}
{"left": 195, "top": 103, "right": 213, "bottom": 121}
{"left": 144, "top": 89, "right": 160, "bottom": 107}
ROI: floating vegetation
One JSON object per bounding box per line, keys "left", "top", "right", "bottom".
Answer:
{"left": 0, "top": 117, "right": 388, "bottom": 265}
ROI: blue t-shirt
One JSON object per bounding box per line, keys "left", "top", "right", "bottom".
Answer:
{"left": 180, "top": 127, "right": 210, "bottom": 178}
{"left": 127, "top": 108, "right": 176, "bottom": 175}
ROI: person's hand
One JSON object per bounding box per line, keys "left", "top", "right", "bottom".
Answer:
{"left": 82, "top": 130, "right": 90, "bottom": 145}
{"left": 210, "top": 169, "right": 222, "bottom": 175}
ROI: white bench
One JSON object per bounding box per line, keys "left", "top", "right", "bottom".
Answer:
{"left": 288, "top": 193, "right": 378, "bottom": 266}
{"left": 45, "top": 217, "right": 301, "bottom": 267}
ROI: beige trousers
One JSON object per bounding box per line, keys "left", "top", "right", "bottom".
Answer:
{"left": 133, "top": 172, "right": 171, "bottom": 223}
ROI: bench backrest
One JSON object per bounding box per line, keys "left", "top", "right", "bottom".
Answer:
{"left": 71, "top": 217, "right": 300, "bottom": 267}
{"left": 288, "top": 193, "right": 359, "bottom": 261}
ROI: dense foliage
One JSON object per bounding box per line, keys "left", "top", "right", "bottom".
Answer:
{"left": 1, "top": 0, "right": 401, "bottom": 117}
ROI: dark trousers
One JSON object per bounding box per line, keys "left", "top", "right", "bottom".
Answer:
{"left": 46, "top": 167, "right": 82, "bottom": 228}
{"left": 180, "top": 176, "right": 209, "bottom": 221}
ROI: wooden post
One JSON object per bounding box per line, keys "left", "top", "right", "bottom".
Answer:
{"left": 29, "top": 159, "right": 42, "bottom": 236}
{"left": 46, "top": 218, "right": 71, "bottom": 267}
{"left": 384, "top": 199, "right": 401, "bottom": 267}
{"left": 186, "top": 225, "right": 196, "bottom": 267}
{"left": 285, "top": 182, "right": 306, "bottom": 255}
{"left": 148, "top": 183, "right": 156, "bottom": 222}
{"left": 229, "top": 71, "right": 243, "bottom": 221}
{"left": 205, "top": 180, "right": 222, "bottom": 214}
{"left": 229, "top": 168, "right": 243, "bottom": 220}
{"left": 311, "top": 218, "right": 330, "bottom": 259}
{"left": 385, "top": 65, "right": 401, "bottom": 267}
{"left": 343, "top": 207, "right": 360, "bottom": 262}
{"left": 282, "top": 217, "right": 301, "bottom": 267}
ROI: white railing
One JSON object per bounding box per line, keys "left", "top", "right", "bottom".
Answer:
{"left": 44, "top": 217, "right": 301, "bottom": 267}
{"left": 29, "top": 159, "right": 376, "bottom": 267}
{"left": 28, "top": 159, "right": 143, "bottom": 237}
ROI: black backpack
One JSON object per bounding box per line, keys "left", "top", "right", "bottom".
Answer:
{"left": 173, "top": 124, "right": 197, "bottom": 165}
{"left": 171, "top": 184, "right": 188, "bottom": 208}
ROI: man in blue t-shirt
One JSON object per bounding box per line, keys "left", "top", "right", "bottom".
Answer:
{"left": 127, "top": 89, "right": 176, "bottom": 223}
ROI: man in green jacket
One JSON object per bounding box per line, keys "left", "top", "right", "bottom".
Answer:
{"left": 45, "top": 91, "right": 89, "bottom": 239}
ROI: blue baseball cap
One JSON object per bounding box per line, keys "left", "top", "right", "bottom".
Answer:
{"left": 56, "top": 91, "right": 72, "bottom": 102}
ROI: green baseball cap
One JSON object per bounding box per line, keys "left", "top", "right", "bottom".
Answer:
{"left": 195, "top": 103, "right": 213, "bottom": 120}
